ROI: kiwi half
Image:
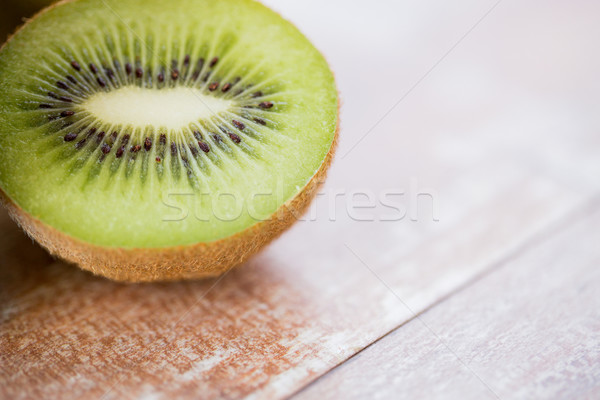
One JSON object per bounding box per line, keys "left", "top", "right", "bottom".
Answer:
{"left": 0, "top": 0, "right": 338, "bottom": 282}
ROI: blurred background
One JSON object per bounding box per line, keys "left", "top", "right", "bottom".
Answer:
{"left": 2, "top": 1, "right": 599, "bottom": 399}
{"left": 1, "top": 0, "right": 49, "bottom": 41}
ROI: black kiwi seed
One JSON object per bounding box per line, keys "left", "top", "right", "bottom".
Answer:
{"left": 76, "top": 139, "right": 87, "bottom": 149}
{"left": 171, "top": 69, "right": 179, "bottom": 80}
{"left": 101, "top": 143, "right": 111, "bottom": 154}
{"left": 198, "top": 141, "right": 210, "bottom": 153}
{"left": 221, "top": 83, "right": 231, "bottom": 92}
{"left": 170, "top": 142, "right": 177, "bottom": 156}
{"left": 189, "top": 144, "right": 198, "bottom": 156}
{"left": 228, "top": 132, "right": 241, "bottom": 144}
{"left": 39, "top": 104, "right": 52, "bottom": 109}
{"left": 144, "top": 137, "right": 152, "bottom": 151}
{"left": 208, "top": 82, "right": 219, "bottom": 91}
{"left": 212, "top": 133, "right": 222, "bottom": 143}
{"left": 193, "top": 130, "right": 202, "bottom": 140}
{"left": 252, "top": 91, "right": 263, "bottom": 98}
{"left": 48, "top": 92, "right": 59, "bottom": 99}
{"left": 89, "top": 63, "right": 98, "bottom": 74}
{"left": 116, "top": 146, "right": 125, "bottom": 158}
{"left": 64, "top": 133, "right": 77, "bottom": 142}
{"left": 125, "top": 63, "right": 132, "bottom": 75}
{"left": 57, "top": 81, "right": 69, "bottom": 90}
{"left": 131, "top": 144, "right": 141, "bottom": 153}
{"left": 184, "top": 55, "right": 190, "bottom": 66}
{"left": 75, "top": 128, "right": 96, "bottom": 149}
{"left": 97, "top": 77, "right": 107, "bottom": 87}
{"left": 232, "top": 120, "right": 245, "bottom": 130}
{"left": 135, "top": 67, "right": 143, "bottom": 78}
{"left": 209, "top": 57, "right": 218, "bottom": 67}
{"left": 84, "top": 128, "right": 97, "bottom": 140}
{"left": 254, "top": 118, "right": 267, "bottom": 126}
{"left": 259, "top": 101, "right": 273, "bottom": 109}
{"left": 71, "top": 61, "right": 81, "bottom": 71}
{"left": 97, "top": 132, "right": 105, "bottom": 142}
{"left": 61, "top": 111, "right": 75, "bottom": 117}
{"left": 158, "top": 71, "right": 164, "bottom": 83}
{"left": 60, "top": 96, "right": 73, "bottom": 103}
{"left": 156, "top": 157, "right": 162, "bottom": 163}
{"left": 67, "top": 75, "right": 77, "bottom": 84}
{"left": 159, "top": 134, "right": 167, "bottom": 145}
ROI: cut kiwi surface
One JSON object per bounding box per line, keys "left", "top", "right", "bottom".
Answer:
{"left": 0, "top": 0, "right": 338, "bottom": 281}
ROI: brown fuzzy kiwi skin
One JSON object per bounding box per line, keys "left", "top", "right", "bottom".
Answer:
{"left": 0, "top": 0, "right": 340, "bottom": 282}
{"left": 0, "top": 128, "right": 338, "bottom": 282}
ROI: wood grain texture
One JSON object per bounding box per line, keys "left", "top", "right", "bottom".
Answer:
{"left": 2, "top": 0, "right": 600, "bottom": 398}
{"left": 295, "top": 206, "right": 600, "bottom": 400}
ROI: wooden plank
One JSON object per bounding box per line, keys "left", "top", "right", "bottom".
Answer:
{"left": 294, "top": 205, "right": 600, "bottom": 400}
{"left": 2, "top": 0, "right": 600, "bottom": 399}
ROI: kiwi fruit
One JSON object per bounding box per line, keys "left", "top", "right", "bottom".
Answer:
{"left": 0, "top": 0, "right": 338, "bottom": 282}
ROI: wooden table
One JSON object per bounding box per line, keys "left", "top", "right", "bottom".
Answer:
{"left": 2, "top": 1, "right": 600, "bottom": 398}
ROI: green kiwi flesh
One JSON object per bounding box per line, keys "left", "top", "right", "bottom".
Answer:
{"left": 0, "top": 0, "right": 338, "bottom": 253}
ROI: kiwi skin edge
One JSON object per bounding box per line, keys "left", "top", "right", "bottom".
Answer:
{"left": 0, "top": 122, "right": 338, "bottom": 283}
{"left": 0, "top": 0, "right": 340, "bottom": 282}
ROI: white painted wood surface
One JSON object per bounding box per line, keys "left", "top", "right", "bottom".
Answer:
{"left": 2, "top": 0, "right": 600, "bottom": 399}
{"left": 294, "top": 206, "right": 600, "bottom": 400}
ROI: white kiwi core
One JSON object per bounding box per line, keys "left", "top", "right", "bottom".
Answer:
{"left": 82, "top": 87, "right": 233, "bottom": 129}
